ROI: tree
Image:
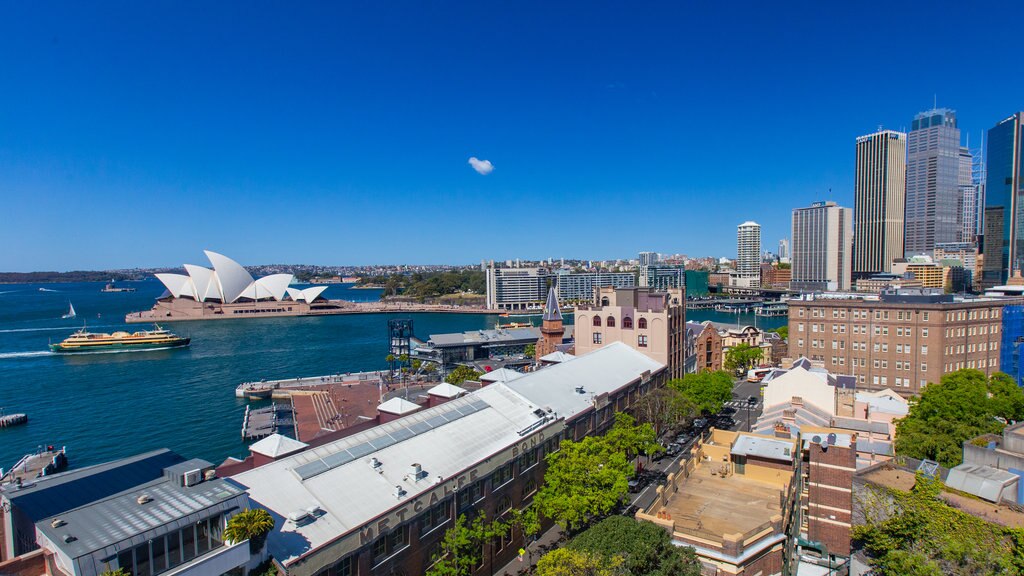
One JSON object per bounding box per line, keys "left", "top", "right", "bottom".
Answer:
{"left": 385, "top": 353, "right": 396, "bottom": 364}
{"left": 535, "top": 548, "right": 625, "bottom": 576}
{"left": 668, "top": 371, "right": 733, "bottom": 415}
{"left": 398, "top": 353, "right": 409, "bottom": 365}
{"left": 770, "top": 325, "right": 788, "bottom": 341}
{"left": 895, "top": 369, "right": 1024, "bottom": 468}
{"left": 412, "top": 359, "right": 422, "bottom": 371}
{"left": 427, "top": 514, "right": 508, "bottom": 576}
{"left": 632, "top": 387, "right": 696, "bottom": 437}
{"left": 422, "top": 361, "right": 438, "bottom": 374}
{"left": 604, "top": 413, "right": 661, "bottom": 461}
{"left": 445, "top": 365, "right": 482, "bottom": 385}
{"left": 101, "top": 570, "right": 130, "bottom": 576}
{"left": 534, "top": 436, "right": 632, "bottom": 531}
{"left": 524, "top": 343, "right": 536, "bottom": 357}
{"left": 724, "top": 343, "right": 763, "bottom": 372}
{"left": 224, "top": 508, "right": 275, "bottom": 554}
{"left": 567, "top": 516, "right": 701, "bottom": 576}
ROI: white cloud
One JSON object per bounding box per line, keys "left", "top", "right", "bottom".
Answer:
{"left": 468, "top": 157, "right": 494, "bottom": 175}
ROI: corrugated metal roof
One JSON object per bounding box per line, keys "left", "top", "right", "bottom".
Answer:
{"left": 731, "top": 435, "right": 794, "bottom": 462}
{"left": 36, "top": 477, "right": 245, "bottom": 559}
{"left": 2, "top": 449, "right": 185, "bottom": 523}
{"left": 946, "top": 464, "right": 1018, "bottom": 503}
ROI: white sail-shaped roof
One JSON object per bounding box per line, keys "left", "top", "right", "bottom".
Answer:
{"left": 184, "top": 264, "right": 219, "bottom": 302}
{"left": 205, "top": 250, "right": 254, "bottom": 304}
{"left": 254, "top": 274, "right": 293, "bottom": 301}
{"left": 299, "top": 286, "right": 328, "bottom": 303}
{"left": 155, "top": 273, "right": 195, "bottom": 299}
{"left": 285, "top": 287, "right": 303, "bottom": 302}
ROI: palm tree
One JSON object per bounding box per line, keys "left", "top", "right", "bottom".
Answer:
{"left": 224, "top": 508, "right": 275, "bottom": 555}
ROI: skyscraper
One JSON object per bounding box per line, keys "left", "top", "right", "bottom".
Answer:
{"left": 732, "top": 221, "right": 761, "bottom": 288}
{"left": 960, "top": 145, "right": 977, "bottom": 242}
{"left": 638, "top": 251, "right": 658, "bottom": 266}
{"left": 981, "top": 112, "right": 1024, "bottom": 288}
{"left": 778, "top": 238, "right": 790, "bottom": 261}
{"left": 854, "top": 129, "right": 906, "bottom": 277}
{"left": 791, "top": 201, "right": 853, "bottom": 291}
{"left": 904, "top": 108, "right": 962, "bottom": 256}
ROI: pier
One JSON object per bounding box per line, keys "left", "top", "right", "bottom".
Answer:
{"left": 0, "top": 446, "right": 67, "bottom": 486}
{"left": 0, "top": 412, "right": 28, "bottom": 428}
{"left": 241, "top": 403, "right": 295, "bottom": 440}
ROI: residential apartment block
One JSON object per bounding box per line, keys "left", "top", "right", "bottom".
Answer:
{"left": 574, "top": 286, "right": 686, "bottom": 379}
{"left": 787, "top": 291, "right": 1006, "bottom": 396}
{"left": 791, "top": 201, "right": 853, "bottom": 292}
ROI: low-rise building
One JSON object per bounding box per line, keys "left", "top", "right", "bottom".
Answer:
{"left": 854, "top": 273, "right": 923, "bottom": 293}
{"left": 688, "top": 321, "right": 724, "bottom": 372}
{"left": 574, "top": 286, "right": 686, "bottom": 379}
{"left": 787, "top": 290, "right": 1008, "bottom": 396}
{"left": 232, "top": 343, "right": 667, "bottom": 576}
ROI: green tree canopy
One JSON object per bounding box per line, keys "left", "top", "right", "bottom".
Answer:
{"left": 524, "top": 343, "right": 536, "bottom": 357}
{"left": 724, "top": 343, "right": 763, "bottom": 372}
{"left": 426, "top": 514, "right": 509, "bottom": 576}
{"left": 535, "top": 548, "right": 625, "bottom": 576}
{"left": 770, "top": 325, "right": 788, "bottom": 340}
{"left": 224, "top": 508, "right": 275, "bottom": 554}
{"left": 445, "top": 365, "right": 483, "bottom": 385}
{"left": 567, "top": 516, "right": 701, "bottom": 576}
{"left": 668, "top": 371, "right": 734, "bottom": 415}
{"left": 894, "top": 369, "right": 1024, "bottom": 467}
{"left": 853, "top": 473, "right": 1024, "bottom": 574}
{"left": 604, "top": 413, "right": 661, "bottom": 460}
{"left": 534, "top": 436, "right": 632, "bottom": 531}
{"left": 632, "top": 387, "right": 696, "bottom": 437}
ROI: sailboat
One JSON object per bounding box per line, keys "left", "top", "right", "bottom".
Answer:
{"left": 62, "top": 302, "right": 76, "bottom": 319}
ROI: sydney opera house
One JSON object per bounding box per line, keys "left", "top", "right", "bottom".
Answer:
{"left": 126, "top": 250, "right": 341, "bottom": 322}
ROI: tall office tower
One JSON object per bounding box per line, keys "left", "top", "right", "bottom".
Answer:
{"left": 972, "top": 133, "right": 987, "bottom": 239}
{"left": 778, "top": 238, "right": 790, "bottom": 261}
{"left": 638, "top": 251, "right": 658, "bottom": 266}
{"left": 791, "top": 201, "right": 853, "bottom": 292}
{"left": 982, "top": 112, "right": 1024, "bottom": 288}
{"left": 854, "top": 130, "right": 906, "bottom": 278}
{"left": 904, "top": 109, "right": 962, "bottom": 256}
{"left": 960, "top": 146, "right": 977, "bottom": 242}
{"left": 732, "top": 221, "right": 761, "bottom": 288}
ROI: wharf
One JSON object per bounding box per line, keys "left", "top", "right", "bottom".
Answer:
{"left": 241, "top": 403, "right": 294, "bottom": 440}
{"left": 236, "top": 371, "right": 388, "bottom": 399}
{"left": 127, "top": 299, "right": 501, "bottom": 323}
{"left": 0, "top": 446, "right": 67, "bottom": 486}
{"left": 0, "top": 412, "right": 28, "bottom": 428}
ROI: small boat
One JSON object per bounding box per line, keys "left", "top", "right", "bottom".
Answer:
{"left": 101, "top": 279, "right": 136, "bottom": 293}
{"left": 61, "top": 302, "right": 76, "bottom": 319}
{"left": 50, "top": 325, "right": 190, "bottom": 353}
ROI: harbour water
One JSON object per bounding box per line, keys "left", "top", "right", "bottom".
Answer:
{"left": 0, "top": 281, "right": 783, "bottom": 471}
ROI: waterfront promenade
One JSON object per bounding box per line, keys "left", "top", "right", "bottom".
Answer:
{"left": 126, "top": 298, "right": 501, "bottom": 323}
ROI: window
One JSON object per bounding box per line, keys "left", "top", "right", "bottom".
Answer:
{"left": 920, "top": 345, "right": 928, "bottom": 355}
{"left": 638, "top": 318, "right": 648, "bottom": 329}
{"left": 374, "top": 526, "right": 410, "bottom": 563}
{"left": 492, "top": 462, "right": 514, "bottom": 488}
{"left": 332, "top": 557, "right": 355, "bottom": 576}
{"left": 606, "top": 316, "right": 616, "bottom": 327}
{"left": 923, "top": 312, "right": 929, "bottom": 321}
{"left": 497, "top": 496, "right": 513, "bottom": 515}
{"left": 638, "top": 335, "right": 648, "bottom": 347}
{"left": 592, "top": 316, "right": 602, "bottom": 327}
{"left": 523, "top": 479, "right": 537, "bottom": 499}
{"left": 518, "top": 449, "right": 538, "bottom": 472}
{"left": 798, "top": 323, "right": 804, "bottom": 332}
{"left": 420, "top": 501, "right": 450, "bottom": 535}
{"left": 622, "top": 317, "right": 633, "bottom": 329}
{"left": 592, "top": 333, "right": 602, "bottom": 344}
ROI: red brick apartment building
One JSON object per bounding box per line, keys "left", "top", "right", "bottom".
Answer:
{"left": 787, "top": 291, "right": 1007, "bottom": 396}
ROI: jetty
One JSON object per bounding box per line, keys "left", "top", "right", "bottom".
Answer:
{"left": 236, "top": 371, "right": 387, "bottom": 400}
{"left": 241, "top": 403, "right": 294, "bottom": 440}
{"left": 0, "top": 446, "right": 67, "bottom": 486}
{"left": 0, "top": 411, "right": 28, "bottom": 428}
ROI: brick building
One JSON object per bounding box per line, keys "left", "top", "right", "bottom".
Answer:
{"left": 787, "top": 290, "right": 1008, "bottom": 396}
{"left": 534, "top": 287, "right": 564, "bottom": 362}
{"left": 574, "top": 286, "right": 686, "bottom": 379}
{"left": 687, "top": 321, "right": 723, "bottom": 372}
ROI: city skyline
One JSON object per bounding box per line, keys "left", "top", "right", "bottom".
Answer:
{"left": 2, "top": 3, "right": 1022, "bottom": 272}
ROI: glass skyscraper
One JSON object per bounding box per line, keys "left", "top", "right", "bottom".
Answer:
{"left": 904, "top": 108, "right": 962, "bottom": 257}
{"left": 981, "top": 112, "right": 1024, "bottom": 288}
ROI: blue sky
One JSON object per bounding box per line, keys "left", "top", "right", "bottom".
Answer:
{"left": 1, "top": 2, "right": 1021, "bottom": 271}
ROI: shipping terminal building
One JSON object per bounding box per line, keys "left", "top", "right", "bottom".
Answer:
{"left": 231, "top": 342, "right": 666, "bottom": 576}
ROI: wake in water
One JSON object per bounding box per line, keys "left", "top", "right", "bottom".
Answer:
{"left": 37, "top": 288, "right": 58, "bottom": 292}
{"left": 0, "top": 351, "right": 52, "bottom": 359}
{"left": 0, "top": 325, "right": 116, "bottom": 334}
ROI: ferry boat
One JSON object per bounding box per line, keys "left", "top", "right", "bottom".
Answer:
{"left": 50, "top": 325, "right": 190, "bottom": 353}
{"left": 101, "top": 279, "right": 136, "bottom": 293}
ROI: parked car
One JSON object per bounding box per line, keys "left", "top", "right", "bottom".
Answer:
{"left": 720, "top": 406, "right": 737, "bottom": 416}
{"left": 693, "top": 418, "right": 709, "bottom": 429}
{"left": 748, "top": 395, "right": 759, "bottom": 404}
{"left": 716, "top": 417, "right": 736, "bottom": 429}
{"left": 628, "top": 478, "right": 643, "bottom": 493}
{"left": 664, "top": 442, "right": 683, "bottom": 457}
{"left": 675, "top": 433, "right": 692, "bottom": 445}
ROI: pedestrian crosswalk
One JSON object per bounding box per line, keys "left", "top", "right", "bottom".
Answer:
{"left": 724, "top": 400, "right": 761, "bottom": 409}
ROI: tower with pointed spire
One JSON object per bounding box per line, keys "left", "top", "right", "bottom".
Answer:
{"left": 535, "top": 285, "right": 564, "bottom": 362}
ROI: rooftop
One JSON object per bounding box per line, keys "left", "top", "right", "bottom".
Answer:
{"left": 663, "top": 465, "right": 783, "bottom": 538}
{"left": 731, "top": 434, "right": 795, "bottom": 462}
{"left": 250, "top": 434, "right": 309, "bottom": 458}
{"left": 427, "top": 327, "right": 541, "bottom": 347}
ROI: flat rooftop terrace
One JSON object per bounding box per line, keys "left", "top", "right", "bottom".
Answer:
{"left": 664, "top": 465, "right": 783, "bottom": 537}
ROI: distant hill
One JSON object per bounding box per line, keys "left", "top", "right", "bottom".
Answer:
{"left": 0, "top": 271, "right": 145, "bottom": 284}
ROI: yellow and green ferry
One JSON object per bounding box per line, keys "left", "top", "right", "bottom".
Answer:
{"left": 50, "top": 325, "right": 190, "bottom": 353}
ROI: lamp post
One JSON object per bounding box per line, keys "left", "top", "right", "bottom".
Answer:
{"left": 747, "top": 395, "right": 757, "bottom": 432}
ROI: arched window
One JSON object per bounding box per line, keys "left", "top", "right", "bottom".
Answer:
{"left": 522, "top": 479, "right": 537, "bottom": 499}
{"left": 638, "top": 318, "right": 648, "bottom": 329}
{"left": 497, "top": 495, "right": 513, "bottom": 515}
{"left": 601, "top": 297, "right": 610, "bottom": 306}
{"left": 606, "top": 316, "right": 616, "bottom": 327}
{"left": 622, "top": 317, "right": 633, "bottom": 329}
{"left": 593, "top": 316, "right": 602, "bottom": 327}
